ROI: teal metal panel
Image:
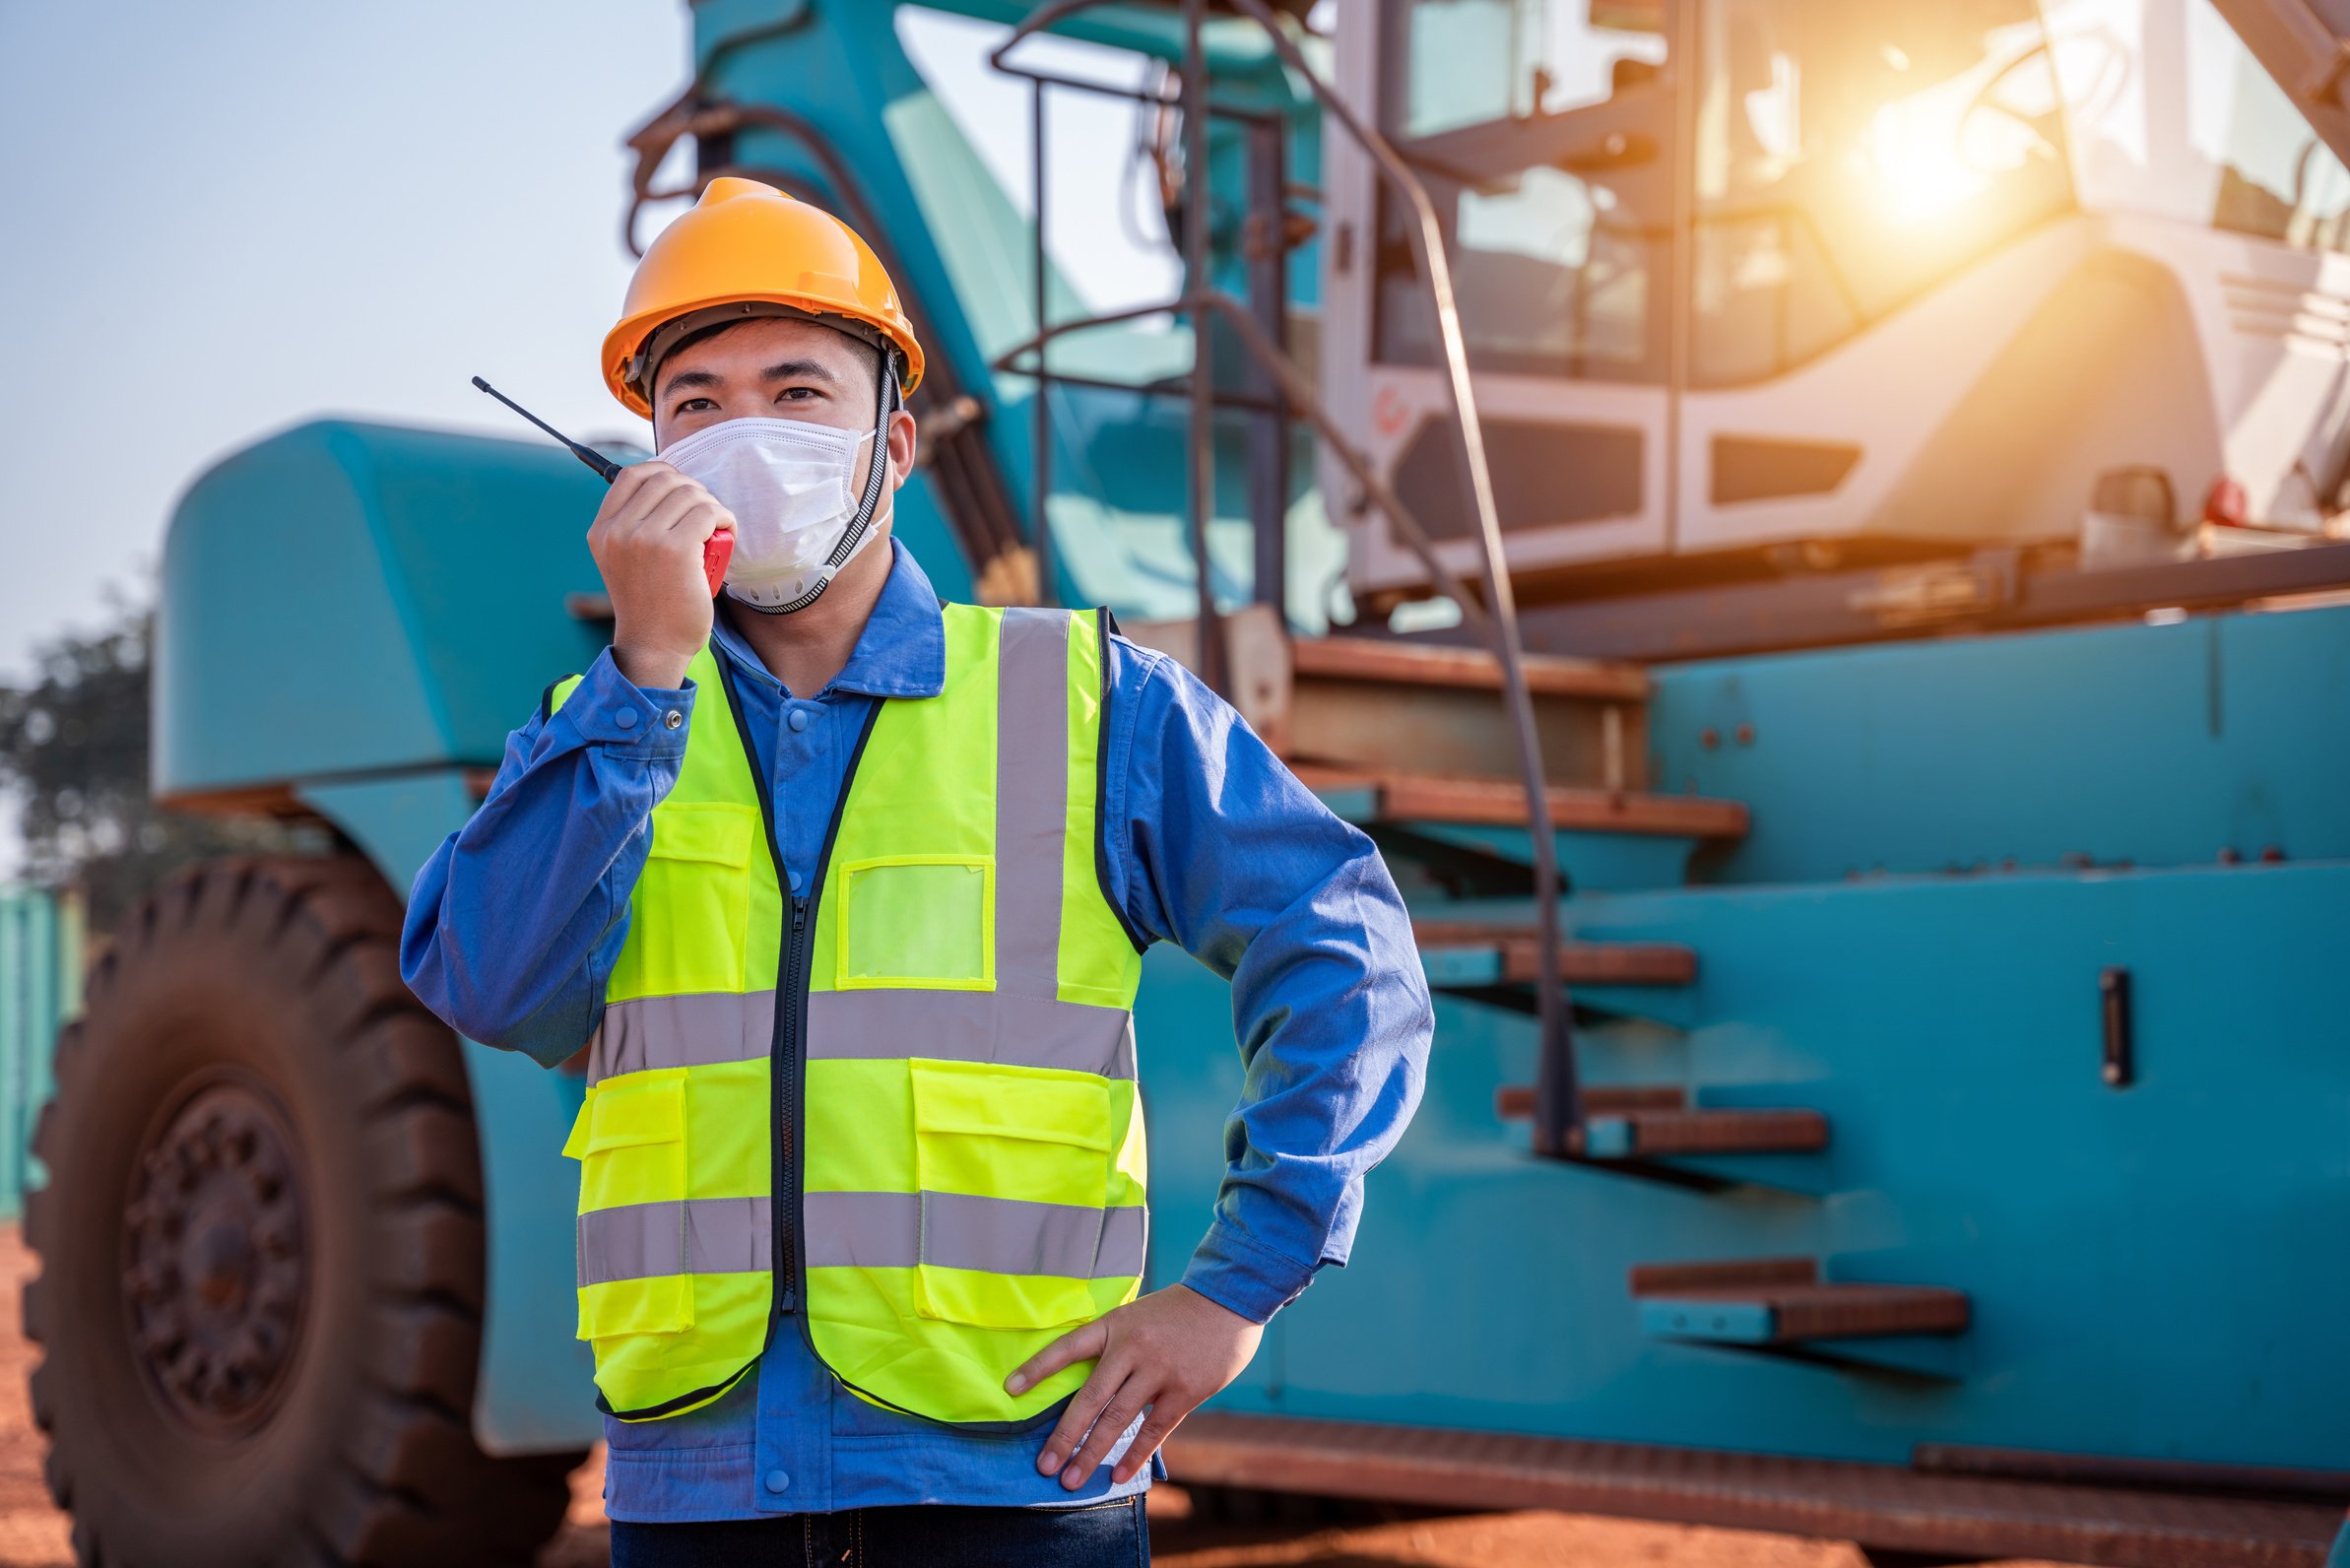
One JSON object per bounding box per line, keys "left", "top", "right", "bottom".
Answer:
{"left": 1652, "top": 605, "right": 2350, "bottom": 883}
{"left": 1642, "top": 1297, "right": 1778, "bottom": 1343}
{"left": 158, "top": 421, "right": 615, "bottom": 797}
{"left": 1140, "top": 775, "right": 2350, "bottom": 1473}
{"left": 0, "top": 897, "right": 21, "bottom": 1218}
{"left": 0, "top": 888, "right": 74, "bottom": 1220}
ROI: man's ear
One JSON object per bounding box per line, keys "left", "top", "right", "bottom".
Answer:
{"left": 887, "top": 408, "right": 918, "bottom": 490}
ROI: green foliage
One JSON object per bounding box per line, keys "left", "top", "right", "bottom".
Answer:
{"left": 0, "top": 590, "right": 321, "bottom": 933}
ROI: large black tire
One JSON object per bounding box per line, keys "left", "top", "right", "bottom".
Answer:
{"left": 23, "top": 857, "right": 586, "bottom": 1567}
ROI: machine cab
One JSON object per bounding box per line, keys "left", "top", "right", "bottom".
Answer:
{"left": 1324, "top": 0, "right": 2350, "bottom": 612}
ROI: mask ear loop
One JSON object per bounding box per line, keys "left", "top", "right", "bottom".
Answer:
{"left": 756, "top": 357, "right": 901, "bottom": 617}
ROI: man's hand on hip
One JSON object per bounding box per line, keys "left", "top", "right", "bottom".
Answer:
{"left": 589, "top": 460, "right": 735, "bottom": 690}
{"left": 1008, "top": 1283, "right": 1264, "bottom": 1489}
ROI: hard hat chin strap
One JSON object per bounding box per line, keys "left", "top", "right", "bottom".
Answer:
{"left": 739, "top": 358, "right": 900, "bottom": 618}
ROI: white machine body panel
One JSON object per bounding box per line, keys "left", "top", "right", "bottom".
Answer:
{"left": 1325, "top": 0, "right": 2350, "bottom": 604}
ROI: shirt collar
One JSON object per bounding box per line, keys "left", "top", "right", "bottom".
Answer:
{"left": 708, "top": 538, "right": 947, "bottom": 700}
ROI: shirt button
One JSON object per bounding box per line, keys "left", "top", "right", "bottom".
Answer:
{"left": 763, "top": 1468, "right": 790, "bottom": 1494}
{"left": 663, "top": 709, "right": 685, "bottom": 730}
{"left": 787, "top": 707, "right": 811, "bottom": 734}
{"left": 614, "top": 708, "right": 637, "bottom": 731}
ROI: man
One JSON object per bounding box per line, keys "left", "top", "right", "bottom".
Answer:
{"left": 402, "top": 177, "right": 1432, "bottom": 1567}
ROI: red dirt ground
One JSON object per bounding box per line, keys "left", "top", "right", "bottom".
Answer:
{"left": 0, "top": 1226, "right": 2078, "bottom": 1567}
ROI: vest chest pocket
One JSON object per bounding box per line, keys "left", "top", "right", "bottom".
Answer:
{"left": 614, "top": 802, "right": 758, "bottom": 999}
{"left": 564, "top": 1070, "right": 693, "bottom": 1338}
{"left": 837, "top": 857, "right": 993, "bottom": 990}
{"left": 907, "top": 1059, "right": 1115, "bottom": 1331}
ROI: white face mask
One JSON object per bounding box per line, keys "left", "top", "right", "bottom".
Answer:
{"left": 660, "top": 377, "right": 897, "bottom": 614}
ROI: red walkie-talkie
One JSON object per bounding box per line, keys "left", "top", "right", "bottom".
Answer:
{"left": 473, "top": 377, "right": 732, "bottom": 595}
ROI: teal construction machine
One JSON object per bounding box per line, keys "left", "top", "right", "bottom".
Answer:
{"left": 23, "top": 2, "right": 2350, "bottom": 1564}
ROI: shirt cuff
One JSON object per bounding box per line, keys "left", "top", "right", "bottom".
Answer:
{"left": 1179, "top": 1220, "right": 1320, "bottom": 1325}
{"left": 556, "top": 648, "right": 695, "bottom": 755}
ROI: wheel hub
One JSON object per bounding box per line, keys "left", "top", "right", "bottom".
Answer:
{"left": 121, "top": 1078, "right": 307, "bottom": 1434}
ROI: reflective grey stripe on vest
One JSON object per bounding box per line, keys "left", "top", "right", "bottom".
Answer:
{"left": 577, "top": 1196, "right": 772, "bottom": 1286}
{"left": 590, "top": 991, "right": 775, "bottom": 1084}
{"left": 995, "top": 608, "right": 1069, "bottom": 999}
{"left": 807, "top": 991, "right": 1133, "bottom": 1078}
{"left": 803, "top": 1190, "right": 1146, "bottom": 1279}
{"left": 593, "top": 989, "right": 1132, "bottom": 1083}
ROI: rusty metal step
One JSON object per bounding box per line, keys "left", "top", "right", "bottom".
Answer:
{"left": 1160, "top": 1411, "right": 2346, "bottom": 1568}
{"left": 1287, "top": 634, "right": 1653, "bottom": 701}
{"left": 1124, "top": 611, "right": 1655, "bottom": 791}
{"left": 1413, "top": 920, "right": 1697, "bottom": 990}
{"left": 1632, "top": 1259, "right": 1969, "bottom": 1345}
{"left": 1303, "top": 765, "right": 1749, "bottom": 840}
{"left": 1499, "top": 1084, "right": 1690, "bottom": 1116}
{"left": 1493, "top": 1084, "right": 1829, "bottom": 1158}
{"left": 1285, "top": 637, "right": 1651, "bottom": 793}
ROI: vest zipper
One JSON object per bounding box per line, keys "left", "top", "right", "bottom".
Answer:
{"left": 773, "top": 892, "right": 810, "bottom": 1313}
{"left": 716, "top": 644, "right": 1061, "bottom": 1433}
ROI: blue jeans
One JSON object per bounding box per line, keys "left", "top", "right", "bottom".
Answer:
{"left": 608, "top": 1496, "right": 1149, "bottom": 1568}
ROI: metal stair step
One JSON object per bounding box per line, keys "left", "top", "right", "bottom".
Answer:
{"left": 1632, "top": 1259, "right": 1969, "bottom": 1344}
{"left": 1287, "top": 634, "right": 1652, "bottom": 702}
{"left": 1500, "top": 1084, "right": 1691, "bottom": 1115}
{"left": 1125, "top": 614, "right": 1655, "bottom": 791}
{"left": 1492, "top": 1085, "right": 1829, "bottom": 1157}
{"left": 1304, "top": 766, "right": 1750, "bottom": 840}
{"left": 1414, "top": 920, "right": 1698, "bottom": 988}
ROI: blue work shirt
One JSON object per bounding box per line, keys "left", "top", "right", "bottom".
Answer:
{"left": 401, "top": 540, "right": 1432, "bottom": 1521}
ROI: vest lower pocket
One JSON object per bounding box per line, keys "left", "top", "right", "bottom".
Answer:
{"left": 913, "top": 1255, "right": 1101, "bottom": 1332}
{"left": 564, "top": 1069, "right": 690, "bottom": 1212}
{"left": 565, "top": 1070, "right": 692, "bottom": 1342}
{"left": 577, "top": 1273, "right": 695, "bottom": 1339}
{"left": 906, "top": 1059, "right": 1119, "bottom": 1331}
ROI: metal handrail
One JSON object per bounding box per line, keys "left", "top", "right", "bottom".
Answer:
{"left": 991, "top": 0, "right": 1580, "bottom": 1144}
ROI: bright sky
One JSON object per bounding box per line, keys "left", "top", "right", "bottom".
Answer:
{"left": 0, "top": 0, "right": 687, "bottom": 687}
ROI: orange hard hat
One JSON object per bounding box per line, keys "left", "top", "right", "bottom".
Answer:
{"left": 601, "top": 176, "right": 925, "bottom": 416}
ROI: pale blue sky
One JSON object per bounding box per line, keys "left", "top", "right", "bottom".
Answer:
{"left": 0, "top": 0, "right": 687, "bottom": 686}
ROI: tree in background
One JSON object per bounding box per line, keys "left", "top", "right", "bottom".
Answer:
{"left": 0, "top": 588, "right": 319, "bottom": 934}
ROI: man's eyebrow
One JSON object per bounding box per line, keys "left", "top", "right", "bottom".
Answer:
{"left": 760, "top": 359, "right": 839, "bottom": 385}
{"left": 659, "top": 368, "right": 722, "bottom": 401}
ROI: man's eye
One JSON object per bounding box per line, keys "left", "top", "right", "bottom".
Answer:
{"left": 673, "top": 397, "right": 715, "bottom": 416}
{"left": 778, "top": 387, "right": 818, "bottom": 402}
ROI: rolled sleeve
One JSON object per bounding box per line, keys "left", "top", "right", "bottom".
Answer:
{"left": 1101, "top": 640, "right": 1433, "bottom": 1324}
{"left": 1183, "top": 1218, "right": 1322, "bottom": 1325}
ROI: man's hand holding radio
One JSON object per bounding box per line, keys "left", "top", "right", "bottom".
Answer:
{"left": 591, "top": 460, "right": 736, "bottom": 690}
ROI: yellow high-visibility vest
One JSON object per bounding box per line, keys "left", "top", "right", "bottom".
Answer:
{"left": 555, "top": 605, "right": 1146, "bottom": 1425}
